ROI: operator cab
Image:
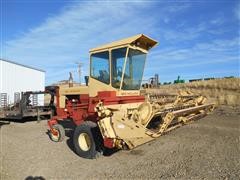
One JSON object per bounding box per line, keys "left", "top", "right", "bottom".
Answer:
{"left": 89, "top": 34, "right": 158, "bottom": 97}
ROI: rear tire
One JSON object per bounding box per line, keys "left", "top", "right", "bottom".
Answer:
{"left": 73, "top": 121, "right": 102, "bottom": 159}
{"left": 50, "top": 124, "right": 65, "bottom": 142}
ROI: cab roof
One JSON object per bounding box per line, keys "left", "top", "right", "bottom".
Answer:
{"left": 90, "top": 34, "right": 158, "bottom": 53}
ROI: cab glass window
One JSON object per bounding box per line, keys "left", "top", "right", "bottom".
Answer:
{"left": 90, "top": 51, "right": 110, "bottom": 84}
{"left": 122, "top": 49, "right": 146, "bottom": 90}
{"left": 111, "top": 48, "right": 127, "bottom": 88}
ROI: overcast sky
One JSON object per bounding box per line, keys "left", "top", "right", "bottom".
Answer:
{"left": 1, "top": 0, "right": 239, "bottom": 85}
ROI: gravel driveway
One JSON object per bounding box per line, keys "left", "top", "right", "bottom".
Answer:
{"left": 0, "top": 106, "right": 239, "bottom": 180}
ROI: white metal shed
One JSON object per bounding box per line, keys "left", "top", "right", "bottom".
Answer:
{"left": 0, "top": 59, "right": 45, "bottom": 107}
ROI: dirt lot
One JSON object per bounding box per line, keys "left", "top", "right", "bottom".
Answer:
{"left": 0, "top": 105, "right": 239, "bottom": 180}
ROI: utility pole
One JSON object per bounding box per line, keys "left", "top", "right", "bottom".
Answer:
{"left": 75, "top": 62, "right": 83, "bottom": 85}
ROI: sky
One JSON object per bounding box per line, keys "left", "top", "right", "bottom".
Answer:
{"left": 1, "top": 0, "right": 239, "bottom": 85}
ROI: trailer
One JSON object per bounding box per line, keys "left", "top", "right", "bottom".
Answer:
{"left": 0, "top": 89, "right": 55, "bottom": 121}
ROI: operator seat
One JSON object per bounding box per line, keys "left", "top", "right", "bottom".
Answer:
{"left": 99, "top": 70, "right": 110, "bottom": 84}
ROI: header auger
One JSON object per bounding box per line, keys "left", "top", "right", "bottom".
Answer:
{"left": 47, "top": 34, "right": 214, "bottom": 158}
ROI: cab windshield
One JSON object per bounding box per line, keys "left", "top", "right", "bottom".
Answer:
{"left": 111, "top": 48, "right": 127, "bottom": 88}
{"left": 111, "top": 48, "right": 146, "bottom": 90}
{"left": 91, "top": 48, "right": 146, "bottom": 90}
{"left": 122, "top": 49, "right": 146, "bottom": 90}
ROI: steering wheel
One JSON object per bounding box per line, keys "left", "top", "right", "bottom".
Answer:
{"left": 117, "top": 66, "right": 122, "bottom": 77}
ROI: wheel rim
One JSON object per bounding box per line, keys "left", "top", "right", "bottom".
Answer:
{"left": 51, "top": 129, "right": 59, "bottom": 141}
{"left": 78, "top": 133, "right": 91, "bottom": 151}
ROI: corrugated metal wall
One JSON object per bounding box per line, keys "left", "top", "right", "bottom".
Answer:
{"left": 0, "top": 60, "right": 45, "bottom": 106}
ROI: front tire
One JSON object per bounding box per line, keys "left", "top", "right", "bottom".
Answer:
{"left": 73, "top": 121, "right": 102, "bottom": 159}
{"left": 50, "top": 124, "right": 65, "bottom": 142}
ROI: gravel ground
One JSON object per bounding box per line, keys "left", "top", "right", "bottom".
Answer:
{"left": 0, "top": 106, "right": 239, "bottom": 180}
